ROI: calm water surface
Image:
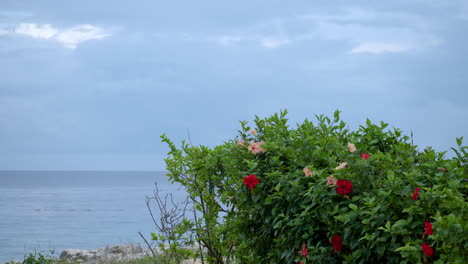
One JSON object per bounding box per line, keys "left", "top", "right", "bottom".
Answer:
{"left": 0, "top": 171, "right": 185, "bottom": 262}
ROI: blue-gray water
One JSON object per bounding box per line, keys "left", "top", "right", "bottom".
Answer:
{"left": 0, "top": 171, "right": 184, "bottom": 262}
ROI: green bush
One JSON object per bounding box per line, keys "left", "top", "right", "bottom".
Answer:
{"left": 22, "top": 252, "right": 52, "bottom": 264}
{"left": 162, "top": 110, "right": 467, "bottom": 264}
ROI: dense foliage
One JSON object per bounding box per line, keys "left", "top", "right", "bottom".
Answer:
{"left": 161, "top": 110, "right": 467, "bottom": 264}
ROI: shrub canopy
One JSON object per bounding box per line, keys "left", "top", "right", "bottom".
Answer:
{"left": 162, "top": 110, "right": 467, "bottom": 264}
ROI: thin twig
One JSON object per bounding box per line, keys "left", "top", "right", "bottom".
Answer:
{"left": 187, "top": 128, "right": 193, "bottom": 145}
{"left": 138, "top": 232, "right": 157, "bottom": 258}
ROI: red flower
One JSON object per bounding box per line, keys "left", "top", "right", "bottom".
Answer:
{"left": 438, "top": 168, "right": 448, "bottom": 172}
{"left": 424, "top": 220, "right": 433, "bottom": 235}
{"left": 360, "top": 153, "right": 370, "bottom": 160}
{"left": 243, "top": 174, "right": 259, "bottom": 193}
{"left": 335, "top": 180, "right": 353, "bottom": 196}
{"left": 330, "top": 234, "right": 342, "bottom": 253}
{"left": 300, "top": 242, "right": 308, "bottom": 258}
{"left": 421, "top": 242, "right": 434, "bottom": 257}
{"left": 411, "top": 187, "right": 421, "bottom": 200}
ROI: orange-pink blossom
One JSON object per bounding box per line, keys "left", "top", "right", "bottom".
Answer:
{"left": 348, "top": 142, "right": 356, "bottom": 152}
{"left": 335, "top": 162, "right": 348, "bottom": 170}
{"left": 248, "top": 141, "right": 266, "bottom": 154}
{"left": 237, "top": 140, "right": 245, "bottom": 147}
{"left": 327, "top": 175, "right": 338, "bottom": 186}
{"left": 303, "top": 167, "right": 313, "bottom": 177}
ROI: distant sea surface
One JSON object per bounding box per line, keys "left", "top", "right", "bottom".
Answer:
{"left": 0, "top": 171, "right": 184, "bottom": 262}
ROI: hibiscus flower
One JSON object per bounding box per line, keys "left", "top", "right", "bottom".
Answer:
{"left": 298, "top": 242, "right": 308, "bottom": 258}
{"left": 411, "top": 187, "right": 421, "bottom": 200}
{"left": 248, "top": 141, "right": 266, "bottom": 154}
{"left": 303, "top": 167, "right": 313, "bottom": 177}
{"left": 421, "top": 242, "right": 434, "bottom": 257}
{"left": 347, "top": 142, "right": 356, "bottom": 152}
{"left": 335, "top": 162, "right": 348, "bottom": 170}
{"left": 360, "top": 153, "right": 370, "bottom": 160}
{"left": 236, "top": 140, "right": 245, "bottom": 147}
{"left": 330, "top": 234, "right": 342, "bottom": 253}
{"left": 243, "top": 174, "right": 259, "bottom": 193}
{"left": 335, "top": 180, "right": 353, "bottom": 196}
{"left": 327, "top": 175, "right": 338, "bottom": 186}
{"left": 424, "top": 220, "right": 433, "bottom": 235}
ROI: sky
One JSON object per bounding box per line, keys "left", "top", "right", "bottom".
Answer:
{"left": 0, "top": 0, "right": 467, "bottom": 171}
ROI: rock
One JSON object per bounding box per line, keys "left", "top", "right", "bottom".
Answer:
{"left": 59, "top": 243, "right": 146, "bottom": 263}
{"left": 59, "top": 248, "right": 99, "bottom": 262}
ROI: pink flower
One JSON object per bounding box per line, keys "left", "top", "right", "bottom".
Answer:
{"left": 411, "top": 187, "right": 421, "bottom": 200}
{"left": 335, "top": 180, "right": 353, "bottom": 196}
{"left": 335, "top": 162, "right": 348, "bottom": 170}
{"left": 227, "top": 196, "right": 233, "bottom": 200}
{"left": 236, "top": 140, "right": 245, "bottom": 147}
{"left": 250, "top": 130, "right": 257, "bottom": 135}
{"left": 330, "top": 235, "right": 342, "bottom": 253}
{"left": 248, "top": 141, "right": 266, "bottom": 154}
{"left": 243, "top": 174, "right": 259, "bottom": 193}
{"left": 421, "top": 242, "right": 434, "bottom": 257}
{"left": 438, "top": 168, "right": 448, "bottom": 172}
{"left": 327, "top": 175, "right": 338, "bottom": 186}
{"left": 347, "top": 142, "right": 356, "bottom": 152}
{"left": 424, "top": 220, "right": 433, "bottom": 235}
{"left": 360, "top": 153, "right": 370, "bottom": 160}
{"left": 303, "top": 167, "right": 313, "bottom": 177}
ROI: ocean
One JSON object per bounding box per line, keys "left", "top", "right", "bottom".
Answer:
{"left": 0, "top": 171, "right": 185, "bottom": 262}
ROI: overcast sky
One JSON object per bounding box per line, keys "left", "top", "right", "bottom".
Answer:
{"left": 1, "top": 0, "right": 467, "bottom": 170}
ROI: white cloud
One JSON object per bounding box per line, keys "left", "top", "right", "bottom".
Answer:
{"left": 15, "top": 23, "right": 58, "bottom": 39}
{"left": 216, "top": 35, "right": 243, "bottom": 46}
{"left": 259, "top": 37, "right": 290, "bottom": 48}
{"left": 208, "top": 7, "right": 441, "bottom": 53}
{"left": 55, "top": 24, "right": 110, "bottom": 49}
{"left": 213, "top": 33, "right": 291, "bottom": 49}
{"left": 350, "top": 42, "right": 412, "bottom": 54}
{"left": 10, "top": 23, "right": 110, "bottom": 49}
{"left": 129, "top": 7, "right": 440, "bottom": 53}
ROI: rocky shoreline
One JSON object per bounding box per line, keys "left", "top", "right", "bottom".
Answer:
{"left": 8, "top": 243, "right": 202, "bottom": 264}
{"left": 59, "top": 243, "right": 150, "bottom": 263}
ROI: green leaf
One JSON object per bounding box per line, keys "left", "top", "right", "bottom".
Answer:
{"left": 393, "top": 219, "right": 407, "bottom": 228}
{"left": 275, "top": 182, "right": 282, "bottom": 192}
{"left": 333, "top": 110, "right": 341, "bottom": 123}
{"left": 376, "top": 245, "right": 386, "bottom": 256}
{"left": 387, "top": 170, "right": 395, "bottom": 182}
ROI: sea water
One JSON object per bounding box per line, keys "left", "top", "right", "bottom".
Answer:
{"left": 0, "top": 171, "right": 185, "bottom": 262}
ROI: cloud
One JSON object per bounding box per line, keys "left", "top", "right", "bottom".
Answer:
{"left": 114, "top": 7, "right": 441, "bottom": 53}
{"left": 55, "top": 24, "right": 110, "bottom": 49}
{"left": 350, "top": 42, "right": 412, "bottom": 54}
{"left": 259, "top": 37, "right": 290, "bottom": 48}
{"left": 216, "top": 35, "right": 243, "bottom": 46}
{"left": 15, "top": 23, "right": 58, "bottom": 39}
{"left": 208, "top": 7, "right": 441, "bottom": 53}
{"left": 7, "top": 22, "right": 110, "bottom": 49}
{"left": 215, "top": 34, "right": 289, "bottom": 48}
